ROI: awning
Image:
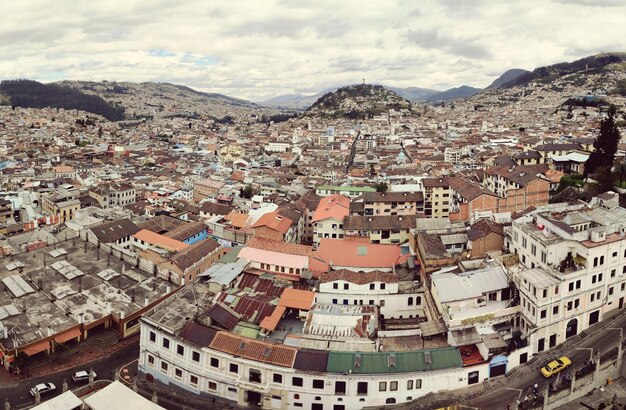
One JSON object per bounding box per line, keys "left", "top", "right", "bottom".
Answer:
{"left": 451, "top": 328, "right": 482, "bottom": 345}
{"left": 54, "top": 328, "right": 82, "bottom": 344}
{"left": 22, "top": 340, "right": 50, "bottom": 356}
{"left": 419, "top": 319, "right": 447, "bottom": 337}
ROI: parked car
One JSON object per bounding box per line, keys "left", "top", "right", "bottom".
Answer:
{"left": 29, "top": 382, "right": 56, "bottom": 396}
{"left": 541, "top": 356, "right": 571, "bottom": 377}
{"left": 72, "top": 370, "right": 97, "bottom": 383}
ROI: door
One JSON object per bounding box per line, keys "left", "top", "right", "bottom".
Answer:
{"left": 566, "top": 318, "right": 578, "bottom": 339}
{"left": 589, "top": 310, "right": 600, "bottom": 325}
{"left": 619, "top": 297, "right": 624, "bottom": 310}
{"left": 549, "top": 334, "right": 557, "bottom": 348}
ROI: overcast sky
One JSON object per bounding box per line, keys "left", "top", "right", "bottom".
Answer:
{"left": 1, "top": 0, "right": 625, "bottom": 101}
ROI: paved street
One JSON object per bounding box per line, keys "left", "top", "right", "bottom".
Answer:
{"left": 0, "top": 342, "right": 139, "bottom": 409}
{"left": 464, "top": 313, "right": 626, "bottom": 409}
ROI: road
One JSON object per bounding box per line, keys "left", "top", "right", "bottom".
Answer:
{"left": 464, "top": 314, "right": 626, "bottom": 409}
{"left": 0, "top": 342, "right": 139, "bottom": 409}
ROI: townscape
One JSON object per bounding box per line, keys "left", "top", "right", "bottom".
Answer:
{"left": 2, "top": 51, "right": 626, "bottom": 410}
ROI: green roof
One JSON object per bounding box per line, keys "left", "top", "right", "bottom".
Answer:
{"left": 326, "top": 348, "right": 463, "bottom": 374}
{"left": 233, "top": 324, "right": 260, "bottom": 339}
{"left": 316, "top": 185, "right": 376, "bottom": 193}
{"left": 218, "top": 245, "right": 244, "bottom": 263}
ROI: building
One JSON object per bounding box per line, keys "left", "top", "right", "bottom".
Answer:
{"left": 362, "top": 191, "right": 423, "bottom": 216}
{"left": 505, "top": 192, "right": 626, "bottom": 355}
{"left": 315, "top": 185, "right": 376, "bottom": 199}
{"left": 422, "top": 178, "right": 451, "bottom": 218}
{"left": 193, "top": 178, "right": 225, "bottom": 203}
{"left": 344, "top": 215, "right": 416, "bottom": 244}
{"left": 311, "top": 194, "right": 350, "bottom": 250}
{"left": 483, "top": 166, "right": 550, "bottom": 213}
{"left": 41, "top": 191, "right": 81, "bottom": 222}
{"left": 88, "top": 183, "right": 137, "bottom": 208}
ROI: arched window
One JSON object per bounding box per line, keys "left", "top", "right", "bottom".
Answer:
{"left": 416, "top": 296, "right": 422, "bottom": 305}
{"left": 386, "top": 398, "right": 396, "bottom": 404}
{"left": 295, "top": 269, "right": 301, "bottom": 275}
{"left": 408, "top": 297, "right": 414, "bottom": 306}
{"left": 289, "top": 268, "right": 294, "bottom": 274}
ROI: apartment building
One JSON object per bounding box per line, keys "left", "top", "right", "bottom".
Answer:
{"left": 505, "top": 192, "right": 626, "bottom": 355}
{"left": 422, "top": 178, "right": 451, "bottom": 218}
{"left": 362, "top": 192, "right": 423, "bottom": 216}
{"left": 483, "top": 166, "right": 550, "bottom": 213}
{"left": 88, "top": 183, "right": 137, "bottom": 208}
{"left": 312, "top": 194, "right": 350, "bottom": 250}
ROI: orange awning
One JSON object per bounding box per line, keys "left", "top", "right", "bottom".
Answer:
{"left": 22, "top": 340, "right": 50, "bottom": 356}
{"left": 54, "top": 328, "right": 82, "bottom": 344}
{"left": 260, "top": 305, "right": 286, "bottom": 332}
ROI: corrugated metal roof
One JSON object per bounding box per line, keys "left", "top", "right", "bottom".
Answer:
{"left": 326, "top": 347, "right": 462, "bottom": 374}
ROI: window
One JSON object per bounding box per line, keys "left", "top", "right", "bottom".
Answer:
{"left": 576, "top": 280, "right": 581, "bottom": 289}
{"left": 190, "top": 375, "right": 198, "bottom": 386}
{"left": 343, "top": 299, "right": 348, "bottom": 305}
{"left": 599, "top": 273, "right": 603, "bottom": 282}
{"left": 592, "top": 274, "right": 597, "bottom": 284}
{"left": 553, "top": 305, "right": 559, "bottom": 315}
{"left": 609, "top": 286, "right": 615, "bottom": 296}
{"left": 379, "top": 381, "right": 387, "bottom": 391}
{"left": 390, "top": 381, "right": 398, "bottom": 391}
{"left": 622, "top": 283, "right": 625, "bottom": 292}
{"left": 541, "top": 251, "right": 547, "bottom": 263}
{"left": 208, "top": 381, "right": 217, "bottom": 391}
{"left": 343, "top": 283, "right": 349, "bottom": 290}
{"left": 568, "top": 282, "right": 574, "bottom": 292}
{"left": 540, "top": 309, "right": 547, "bottom": 319}
{"left": 192, "top": 351, "right": 200, "bottom": 362}
{"left": 313, "top": 379, "right": 324, "bottom": 389}
{"left": 612, "top": 269, "right": 617, "bottom": 278}
{"left": 369, "top": 300, "right": 374, "bottom": 305}
{"left": 294, "top": 404, "right": 303, "bottom": 408}
{"left": 380, "top": 283, "right": 386, "bottom": 290}
{"left": 147, "top": 355, "right": 155, "bottom": 367}
{"left": 149, "top": 331, "right": 156, "bottom": 342}
{"left": 335, "top": 381, "right": 346, "bottom": 395}
{"left": 369, "top": 284, "right": 375, "bottom": 290}
{"left": 542, "top": 289, "right": 547, "bottom": 298}
{"left": 292, "top": 377, "right": 303, "bottom": 387}
{"left": 333, "top": 283, "right": 338, "bottom": 289}
{"left": 162, "top": 338, "right": 170, "bottom": 349}
{"left": 407, "top": 380, "right": 414, "bottom": 390}
{"left": 160, "top": 361, "right": 168, "bottom": 372}
{"left": 415, "top": 379, "right": 422, "bottom": 389}
{"left": 600, "top": 256, "right": 605, "bottom": 265}
{"left": 177, "top": 345, "right": 184, "bottom": 356}
{"left": 210, "top": 357, "right": 219, "bottom": 368}
{"left": 408, "top": 297, "right": 414, "bottom": 306}
{"left": 174, "top": 368, "right": 182, "bottom": 379}
{"left": 332, "top": 299, "right": 337, "bottom": 304}
{"left": 312, "top": 404, "right": 323, "bottom": 410}
{"left": 531, "top": 244, "right": 536, "bottom": 256}
{"left": 249, "top": 369, "right": 262, "bottom": 383}
{"left": 522, "top": 237, "right": 527, "bottom": 248}
{"left": 273, "top": 373, "right": 283, "bottom": 384}
{"left": 386, "top": 398, "right": 397, "bottom": 404}
{"left": 357, "top": 382, "right": 368, "bottom": 395}
{"left": 594, "top": 257, "right": 598, "bottom": 267}
{"left": 574, "top": 299, "right": 580, "bottom": 308}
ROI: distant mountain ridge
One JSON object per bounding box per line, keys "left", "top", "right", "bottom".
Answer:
{"left": 422, "top": 85, "right": 482, "bottom": 102}
{"left": 487, "top": 69, "right": 529, "bottom": 89}
{"left": 0, "top": 79, "right": 125, "bottom": 121}
{"left": 502, "top": 52, "right": 626, "bottom": 88}
{"left": 57, "top": 80, "right": 270, "bottom": 121}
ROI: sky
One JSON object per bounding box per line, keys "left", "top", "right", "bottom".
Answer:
{"left": 1, "top": 0, "right": 626, "bottom": 102}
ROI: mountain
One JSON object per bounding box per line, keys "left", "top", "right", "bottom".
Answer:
{"left": 305, "top": 84, "right": 412, "bottom": 119}
{"left": 56, "top": 80, "right": 270, "bottom": 121}
{"left": 502, "top": 52, "right": 626, "bottom": 88}
{"left": 387, "top": 86, "right": 440, "bottom": 102}
{"left": 0, "top": 79, "right": 125, "bottom": 121}
{"left": 260, "top": 88, "right": 335, "bottom": 110}
{"left": 422, "top": 85, "right": 482, "bottom": 102}
{"left": 487, "top": 69, "right": 529, "bottom": 89}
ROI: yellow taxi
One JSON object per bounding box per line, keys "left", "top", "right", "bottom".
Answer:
{"left": 540, "top": 356, "right": 571, "bottom": 377}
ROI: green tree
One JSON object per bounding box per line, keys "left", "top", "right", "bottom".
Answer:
{"left": 241, "top": 185, "right": 255, "bottom": 199}
{"left": 584, "top": 105, "right": 621, "bottom": 179}
{"left": 374, "top": 182, "right": 388, "bottom": 193}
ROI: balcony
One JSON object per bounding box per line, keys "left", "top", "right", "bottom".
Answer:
{"left": 553, "top": 253, "right": 586, "bottom": 275}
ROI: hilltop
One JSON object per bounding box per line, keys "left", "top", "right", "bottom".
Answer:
{"left": 0, "top": 79, "right": 125, "bottom": 121}
{"left": 487, "top": 68, "right": 529, "bottom": 89}
{"left": 305, "top": 84, "right": 412, "bottom": 119}
{"left": 56, "top": 80, "right": 272, "bottom": 122}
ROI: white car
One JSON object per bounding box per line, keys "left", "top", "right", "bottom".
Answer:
{"left": 72, "top": 370, "right": 97, "bottom": 383}
{"left": 30, "top": 382, "right": 56, "bottom": 396}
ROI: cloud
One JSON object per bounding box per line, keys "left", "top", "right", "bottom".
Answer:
{"left": 1, "top": 0, "right": 626, "bottom": 101}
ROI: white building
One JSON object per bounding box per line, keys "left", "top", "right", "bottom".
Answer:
{"left": 505, "top": 192, "right": 626, "bottom": 354}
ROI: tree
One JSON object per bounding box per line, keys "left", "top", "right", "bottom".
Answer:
{"left": 374, "top": 182, "right": 388, "bottom": 193}
{"left": 617, "top": 160, "right": 626, "bottom": 187}
{"left": 584, "top": 105, "right": 621, "bottom": 179}
{"left": 241, "top": 185, "right": 255, "bottom": 199}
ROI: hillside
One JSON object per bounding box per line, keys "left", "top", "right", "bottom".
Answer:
{"left": 423, "top": 85, "right": 482, "bottom": 102}
{"left": 305, "top": 84, "right": 412, "bottom": 119}
{"left": 502, "top": 52, "right": 626, "bottom": 88}
{"left": 56, "top": 80, "right": 271, "bottom": 121}
{"left": 0, "top": 79, "right": 125, "bottom": 121}
{"left": 487, "top": 68, "right": 529, "bottom": 89}
{"left": 260, "top": 88, "right": 335, "bottom": 110}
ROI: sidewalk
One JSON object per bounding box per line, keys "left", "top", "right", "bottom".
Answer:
{"left": 554, "top": 377, "right": 626, "bottom": 410}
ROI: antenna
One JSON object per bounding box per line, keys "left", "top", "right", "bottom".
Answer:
{"left": 362, "top": 78, "right": 365, "bottom": 85}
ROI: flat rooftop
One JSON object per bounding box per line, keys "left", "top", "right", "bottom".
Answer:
{"left": 0, "top": 238, "right": 173, "bottom": 348}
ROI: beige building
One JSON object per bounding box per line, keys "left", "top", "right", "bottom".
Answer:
{"left": 193, "top": 178, "right": 225, "bottom": 203}
{"left": 41, "top": 191, "right": 80, "bottom": 222}
{"left": 422, "top": 178, "right": 451, "bottom": 218}
{"left": 362, "top": 191, "right": 423, "bottom": 216}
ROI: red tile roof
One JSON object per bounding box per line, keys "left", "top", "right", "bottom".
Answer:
{"left": 252, "top": 212, "right": 293, "bottom": 234}
{"left": 312, "top": 194, "right": 350, "bottom": 223}
{"left": 209, "top": 331, "right": 297, "bottom": 368}
{"left": 315, "top": 238, "right": 403, "bottom": 269}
